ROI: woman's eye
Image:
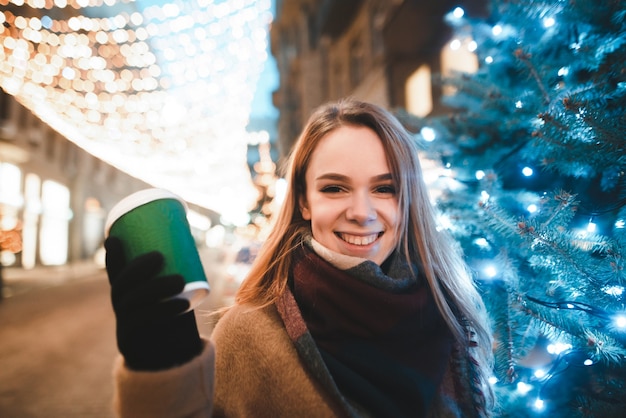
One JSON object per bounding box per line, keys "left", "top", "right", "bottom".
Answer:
{"left": 320, "top": 185, "right": 343, "bottom": 193}
{"left": 375, "top": 184, "right": 396, "bottom": 194}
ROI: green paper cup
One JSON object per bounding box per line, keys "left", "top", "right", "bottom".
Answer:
{"left": 105, "top": 188, "right": 209, "bottom": 309}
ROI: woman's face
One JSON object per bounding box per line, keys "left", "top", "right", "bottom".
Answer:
{"left": 300, "top": 125, "right": 399, "bottom": 265}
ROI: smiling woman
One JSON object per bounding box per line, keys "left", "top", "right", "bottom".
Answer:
{"left": 299, "top": 124, "right": 399, "bottom": 265}
{"left": 104, "top": 98, "right": 495, "bottom": 418}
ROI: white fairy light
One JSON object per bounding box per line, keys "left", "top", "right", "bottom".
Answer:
{"left": 0, "top": 0, "right": 274, "bottom": 216}
{"left": 484, "top": 264, "right": 498, "bottom": 279}
{"left": 516, "top": 382, "right": 532, "bottom": 395}
{"left": 473, "top": 237, "right": 490, "bottom": 248}
{"left": 587, "top": 220, "right": 597, "bottom": 233}
{"left": 450, "top": 39, "right": 462, "bottom": 50}
{"left": 543, "top": 17, "right": 556, "bottom": 28}
{"left": 522, "top": 166, "right": 533, "bottom": 176}
{"left": 547, "top": 342, "right": 572, "bottom": 355}
{"left": 452, "top": 7, "right": 465, "bottom": 19}
{"left": 475, "top": 170, "right": 486, "bottom": 180}
{"left": 614, "top": 315, "right": 626, "bottom": 329}
{"left": 420, "top": 126, "right": 437, "bottom": 142}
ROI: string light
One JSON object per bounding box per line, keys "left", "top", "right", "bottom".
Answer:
{"left": 614, "top": 315, "right": 626, "bottom": 329}
{"left": 420, "top": 126, "right": 436, "bottom": 141}
{"left": 0, "top": 0, "right": 273, "bottom": 221}
{"left": 542, "top": 17, "right": 556, "bottom": 28}
{"left": 516, "top": 381, "right": 533, "bottom": 395}
{"left": 452, "top": 7, "right": 465, "bottom": 19}
{"left": 586, "top": 219, "right": 597, "bottom": 233}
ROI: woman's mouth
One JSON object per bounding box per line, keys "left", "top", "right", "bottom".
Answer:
{"left": 336, "top": 232, "right": 381, "bottom": 246}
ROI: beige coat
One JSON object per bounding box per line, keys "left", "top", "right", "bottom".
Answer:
{"left": 113, "top": 303, "right": 348, "bottom": 418}
{"left": 113, "top": 301, "right": 480, "bottom": 417}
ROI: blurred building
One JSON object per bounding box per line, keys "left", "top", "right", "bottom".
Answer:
{"left": 0, "top": 88, "right": 151, "bottom": 268}
{"left": 270, "top": 0, "right": 485, "bottom": 156}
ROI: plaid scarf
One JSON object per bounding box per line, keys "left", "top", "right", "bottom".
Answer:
{"left": 277, "top": 241, "right": 455, "bottom": 417}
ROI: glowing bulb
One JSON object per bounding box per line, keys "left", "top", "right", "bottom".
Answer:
{"left": 584, "top": 359, "right": 593, "bottom": 366}
{"left": 485, "top": 56, "right": 494, "bottom": 64}
{"left": 534, "top": 398, "right": 545, "bottom": 411}
{"left": 547, "top": 342, "right": 572, "bottom": 354}
{"left": 522, "top": 166, "right": 533, "bottom": 176}
{"left": 492, "top": 25, "right": 503, "bottom": 36}
{"left": 614, "top": 315, "right": 626, "bottom": 329}
{"left": 484, "top": 265, "right": 498, "bottom": 278}
{"left": 515, "top": 100, "right": 523, "bottom": 108}
{"left": 543, "top": 17, "right": 556, "bottom": 28}
{"left": 534, "top": 369, "right": 546, "bottom": 379}
{"left": 475, "top": 170, "right": 485, "bottom": 180}
{"left": 452, "top": 7, "right": 465, "bottom": 18}
{"left": 587, "top": 220, "right": 596, "bottom": 233}
{"left": 474, "top": 237, "right": 489, "bottom": 248}
{"left": 450, "top": 39, "right": 461, "bottom": 50}
{"left": 420, "top": 126, "right": 436, "bottom": 142}
{"left": 516, "top": 382, "right": 532, "bottom": 394}
{"left": 468, "top": 40, "right": 477, "bottom": 52}
{"left": 558, "top": 67, "right": 569, "bottom": 76}
{"left": 488, "top": 376, "right": 498, "bottom": 385}
{"left": 615, "top": 219, "right": 625, "bottom": 228}
{"left": 527, "top": 204, "right": 538, "bottom": 213}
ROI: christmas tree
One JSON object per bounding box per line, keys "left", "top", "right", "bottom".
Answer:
{"left": 400, "top": 0, "right": 626, "bottom": 416}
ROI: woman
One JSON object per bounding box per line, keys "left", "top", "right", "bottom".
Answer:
{"left": 106, "top": 98, "right": 494, "bottom": 417}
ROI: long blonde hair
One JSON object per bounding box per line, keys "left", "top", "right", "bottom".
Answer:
{"left": 236, "top": 98, "right": 493, "bottom": 404}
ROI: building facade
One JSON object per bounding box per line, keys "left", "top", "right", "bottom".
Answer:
{"left": 270, "top": 0, "right": 485, "bottom": 156}
{"left": 0, "top": 88, "right": 151, "bottom": 268}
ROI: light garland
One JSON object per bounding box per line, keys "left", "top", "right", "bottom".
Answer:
{"left": 0, "top": 0, "right": 273, "bottom": 222}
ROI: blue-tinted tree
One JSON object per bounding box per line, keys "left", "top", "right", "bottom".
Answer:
{"left": 401, "top": 1, "right": 626, "bottom": 416}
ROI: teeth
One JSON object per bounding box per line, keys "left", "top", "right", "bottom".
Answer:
{"left": 340, "top": 233, "right": 379, "bottom": 246}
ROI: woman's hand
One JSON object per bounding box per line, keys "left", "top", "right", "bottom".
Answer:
{"left": 105, "top": 236, "right": 202, "bottom": 371}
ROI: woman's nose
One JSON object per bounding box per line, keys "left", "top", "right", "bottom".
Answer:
{"left": 346, "top": 192, "right": 376, "bottom": 223}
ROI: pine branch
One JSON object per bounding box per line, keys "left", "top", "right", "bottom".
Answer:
{"left": 514, "top": 48, "right": 551, "bottom": 105}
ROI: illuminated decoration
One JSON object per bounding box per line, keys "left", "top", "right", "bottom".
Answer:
{"left": 0, "top": 0, "right": 273, "bottom": 222}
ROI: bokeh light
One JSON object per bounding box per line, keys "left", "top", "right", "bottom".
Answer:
{"left": 0, "top": 0, "right": 273, "bottom": 220}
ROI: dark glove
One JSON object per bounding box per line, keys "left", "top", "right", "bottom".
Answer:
{"left": 105, "top": 236, "right": 202, "bottom": 371}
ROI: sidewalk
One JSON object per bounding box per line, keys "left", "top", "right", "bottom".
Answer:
{"left": 1, "top": 259, "right": 105, "bottom": 299}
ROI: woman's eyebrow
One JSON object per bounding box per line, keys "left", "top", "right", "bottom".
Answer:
{"left": 315, "top": 173, "right": 393, "bottom": 181}
{"left": 315, "top": 173, "right": 349, "bottom": 181}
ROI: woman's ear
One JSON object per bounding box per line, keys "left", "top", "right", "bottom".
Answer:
{"left": 299, "top": 195, "right": 311, "bottom": 220}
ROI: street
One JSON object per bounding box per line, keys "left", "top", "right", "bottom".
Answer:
{"left": 0, "top": 271, "right": 118, "bottom": 418}
{"left": 0, "top": 252, "right": 228, "bottom": 418}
